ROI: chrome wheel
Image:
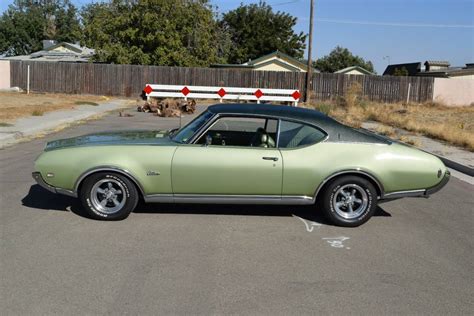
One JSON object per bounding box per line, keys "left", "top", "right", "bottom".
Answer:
{"left": 332, "top": 184, "right": 368, "bottom": 219}
{"left": 90, "top": 179, "right": 127, "bottom": 214}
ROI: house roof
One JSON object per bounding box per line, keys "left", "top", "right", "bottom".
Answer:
{"left": 424, "top": 60, "right": 450, "bottom": 67}
{"left": 334, "top": 66, "right": 374, "bottom": 75}
{"left": 383, "top": 62, "right": 421, "bottom": 76}
{"left": 210, "top": 63, "right": 254, "bottom": 69}
{"left": 1, "top": 42, "right": 94, "bottom": 63}
{"left": 210, "top": 50, "right": 318, "bottom": 72}
{"left": 417, "top": 65, "right": 474, "bottom": 78}
{"left": 244, "top": 50, "right": 308, "bottom": 71}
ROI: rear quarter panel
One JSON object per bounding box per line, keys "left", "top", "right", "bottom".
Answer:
{"left": 280, "top": 142, "right": 445, "bottom": 196}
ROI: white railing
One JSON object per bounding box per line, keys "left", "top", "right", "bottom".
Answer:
{"left": 144, "top": 84, "right": 301, "bottom": 106}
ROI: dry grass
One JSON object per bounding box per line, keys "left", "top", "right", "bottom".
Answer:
{"left": 367, "top": 104, "right": 474, "bottom": 151}
{"left": 0, "top": 92, "right": 106, "bottom": 123}
{"left": 398, "top": 135, "right": 420, "bottom": 146}
{"left": 375, "top": 125, "right": 397, "bottom": 138}
{"left": 308, "top": 84, "right": 474, "bottom": 151}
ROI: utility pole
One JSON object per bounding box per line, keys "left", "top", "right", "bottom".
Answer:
{"left": 305, "top": 0, "right": 314, "bottom": 104}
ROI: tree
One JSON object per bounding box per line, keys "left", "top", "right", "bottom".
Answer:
{"left": 393, "top": 67, "right": 409, "bottom": 76}
{"left": 220, "top": 1, "right": 306, "bottom": 64}
{"left": 314, "top": 46, "right": 375, "bottom": 74}
{"left": 81, "top": 0, "right": 228, "bottom": 66}
{"left": 0, "top": 0, "right": 81, "bottom": 56}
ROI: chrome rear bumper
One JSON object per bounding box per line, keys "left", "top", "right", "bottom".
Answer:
{"left": 32, "top": 172, "right": 77, "bottom": 197}
{"left": 381, "top": 170, "right": 450, "bottom": 201}
{"left": 425, "top": 170, "right": 451, "bottom": 195}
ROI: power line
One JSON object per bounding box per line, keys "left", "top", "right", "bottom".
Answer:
{"left": 272, "top": 0, "right": 300, "bottom": 6}
{"left": 315, "top": 18, "right": 474, "bottom": 29}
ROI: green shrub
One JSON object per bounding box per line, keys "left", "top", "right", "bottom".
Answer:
{"left": 316, "top": 103, "right": 332, "bottom": 115}
{"left": 75, "top": 101, "right": 99, "bottom": 106}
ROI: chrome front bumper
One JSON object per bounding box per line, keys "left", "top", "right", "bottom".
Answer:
{"left": 32, "top": 172, "right": 77, "bottom": 197}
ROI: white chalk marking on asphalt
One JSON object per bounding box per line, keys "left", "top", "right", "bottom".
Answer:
{"left": 292, "top": 215, "right": 322, "bottom": 232}
{"left": 322, "top": 236, "right": 350, "bottom": 249}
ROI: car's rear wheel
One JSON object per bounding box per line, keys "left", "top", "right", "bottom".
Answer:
{"left": 80, "top": 172, "right": 139, "bottom": 220}
{"left": 320, "top": 176, "right": 377, "bottom": 227}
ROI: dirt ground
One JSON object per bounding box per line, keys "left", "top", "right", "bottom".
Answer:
{"left": 0, "top": 92, "right": 108, "bottom": 124}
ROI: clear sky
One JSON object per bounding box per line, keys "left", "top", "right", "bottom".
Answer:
{"left": 1, "top": 0, "right": 473, "bottom": 74}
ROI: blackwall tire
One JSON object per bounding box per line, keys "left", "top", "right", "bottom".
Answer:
{"left": 79, "top": 172, "right": 139, "bottom": 220}
{"left": 321, "top": 176, "right": 377, "bottom": 227}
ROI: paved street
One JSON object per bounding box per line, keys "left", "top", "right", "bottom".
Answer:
{"left": 1, "top": 106, "right": 473, "bottom": 315}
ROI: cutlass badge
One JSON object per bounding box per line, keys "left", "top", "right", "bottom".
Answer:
{"left": 146, "top": 171, "right": 160, "bottom": 176}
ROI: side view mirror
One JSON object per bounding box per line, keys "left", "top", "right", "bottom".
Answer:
{"left": 205, "top": 134, "right": 213, "bottom": 146}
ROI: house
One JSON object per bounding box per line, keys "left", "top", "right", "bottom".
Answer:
{"left": 419, "top": 61, "right": 474, "bottom": 80}
{"left": 2, "top": 40, "right": 95, "bottom": 63}
{"left": 334, "top": 66, "right": 374, "bottom": 75}
{"left": 211, "top": 51, "right": 314, "bottom": 72}
{"left": 383, "top": 62, "right": 422, "bottom": 76}
{"left": 383, "top": 61, "right": 474, "bottom": 79}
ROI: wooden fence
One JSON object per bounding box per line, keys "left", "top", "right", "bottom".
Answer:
{"left": 9, "top": 61, "right": 434, "bottom": 103}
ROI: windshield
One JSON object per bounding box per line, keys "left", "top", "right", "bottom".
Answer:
{"left": 172, "top": 110, "right": 214, "bottom": 143}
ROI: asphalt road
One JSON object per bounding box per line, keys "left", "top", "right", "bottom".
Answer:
{"left": 1, "top": 106, "right": 473, "bottom": 315}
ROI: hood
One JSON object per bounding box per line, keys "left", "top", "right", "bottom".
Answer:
{"left": 45, "top": 130, "right": 175, "bottom": 151}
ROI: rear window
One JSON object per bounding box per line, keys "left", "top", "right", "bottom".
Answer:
{"left": 279, "top": 120, "right": 326, "bottom": 148}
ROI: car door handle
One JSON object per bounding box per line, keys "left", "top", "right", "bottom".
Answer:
{"left": 262, "top": 156, "right": 279, "bottom": 161}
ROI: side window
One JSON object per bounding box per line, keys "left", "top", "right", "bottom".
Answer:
{"left": 278, "top": 120, "right": 326, "bottom": 148}
{"left": 196, "top": 117, "right": 278, "bottom": 147}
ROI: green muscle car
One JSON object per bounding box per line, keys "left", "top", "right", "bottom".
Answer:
{"left": 33, "top": 104, "right": 450, "bottom": 227}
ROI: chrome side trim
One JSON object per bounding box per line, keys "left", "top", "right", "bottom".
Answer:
{"left": 144, "top": 194, "right": 315, "bottom": 205}
{"left": 313, "top": 169, "right": 385, "bottom": 200}
{"left": 381, "top": 189, "right": 426, "bottom": 200}
{"left": 74, "top": 166, "right": 146, "bottom": 197}
{"left": 281, "top": 195, "right": 314, "bottom": 205}
{"left": 143, "top": 194, "right": 174, "bottom": 203}
{"left": 56, "top": 188, "right": 78, "bottom": 197}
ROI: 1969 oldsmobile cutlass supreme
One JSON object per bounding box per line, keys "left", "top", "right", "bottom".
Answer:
{"left": 33, "top": 104, "right": 450, "bottom": 226}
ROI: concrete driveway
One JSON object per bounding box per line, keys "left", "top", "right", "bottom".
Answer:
{"left": 1, "top": 107, "right": 473, "bottom": 315}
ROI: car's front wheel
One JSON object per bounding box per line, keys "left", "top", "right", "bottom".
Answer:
{"left": 80, "top": 172, "right": 139, "bottom": 220}
{"left": 320, "top": 176, "right": 377, "bottom": 227}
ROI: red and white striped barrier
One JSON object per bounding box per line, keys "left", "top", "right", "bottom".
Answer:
{"left": 144, "top": 84, "right": 301, "bottom": 106}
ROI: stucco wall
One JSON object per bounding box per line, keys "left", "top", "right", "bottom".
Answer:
{"left": 0, "top": 60, "right": 10, "bottom": 89}
{"left": 433, "top": 78, "right": 474, "bottom": 106}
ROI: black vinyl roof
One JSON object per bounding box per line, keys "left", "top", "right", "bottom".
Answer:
{"left": 208, "top": 104, "right": 390, "bottom": 144}
{"left": 209, "top": 103, "right": 335, "bottom": 125}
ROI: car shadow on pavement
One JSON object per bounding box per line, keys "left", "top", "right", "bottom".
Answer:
{"left": 22, "top": 184, "right": 92, "bottom": 218}
{"left": 22, "top": 185, "right": 391, "bottom": 225}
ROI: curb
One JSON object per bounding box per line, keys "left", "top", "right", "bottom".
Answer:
{"left": 434, "top": 154, "right": 474, "bottom": 177}
{"left": 0, "top": 100, "right": 130, "bottom": 149}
